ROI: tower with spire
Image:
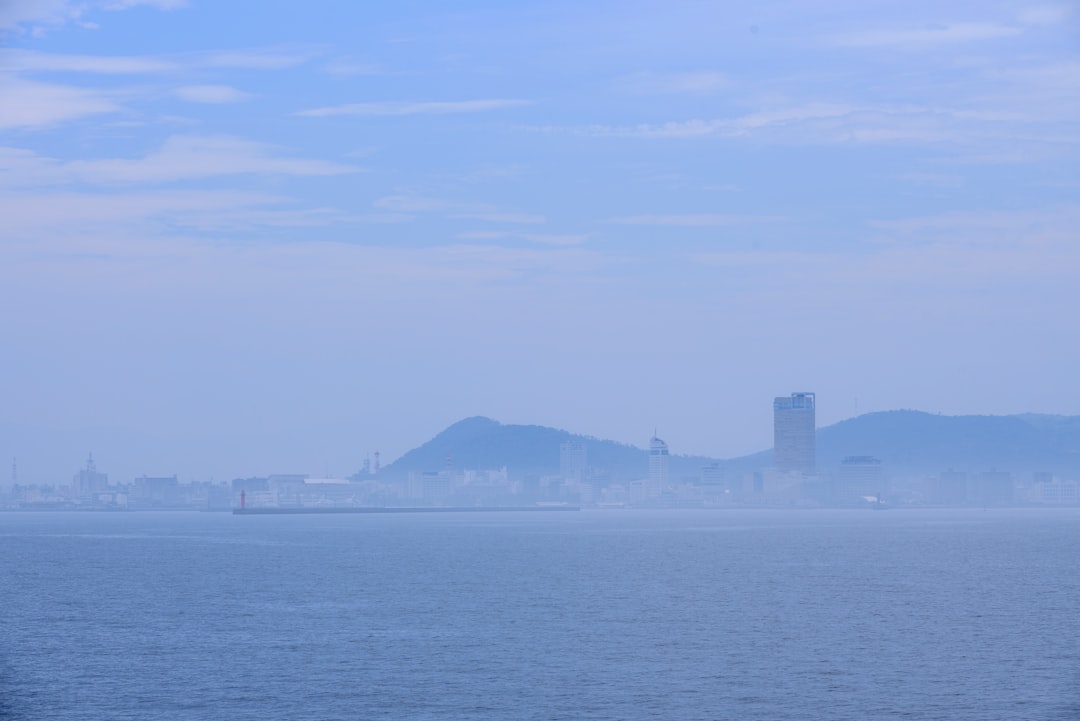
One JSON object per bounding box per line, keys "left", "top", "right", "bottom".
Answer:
{"left": 74, "top": 453, "right": 109, "bottom": 496}
{"left": 648, "top": 433, "right": 669, "bottom": 498}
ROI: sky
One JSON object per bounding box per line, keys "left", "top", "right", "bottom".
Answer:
{"left": 1, "top": 0, "right": 1078, "bottom": 484}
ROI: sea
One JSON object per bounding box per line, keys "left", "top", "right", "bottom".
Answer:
{"left": 1, "top": 508, "right": 1077, "bottom": 721}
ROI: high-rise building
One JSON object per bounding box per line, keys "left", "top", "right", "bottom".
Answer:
{"left": 559, "top": 440, "right": 587, "bottom": 481}
{"left": 773, "top": 392, "right": 816, "bottom": 474}
{"left": 648, "top": 435, "right": 669, "bottom": 498}
{"left": 73, "top": 453, "right": 109, "bottom": 496}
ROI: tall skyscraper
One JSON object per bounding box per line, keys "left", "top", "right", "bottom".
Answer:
{"left": 773, "top": 392, "right": 816, "bottom": 474}
{"left": 559, "top": 440, "right": 587, "bottom": 481}
{"left": 648, "top": 434, "right": 669, "bottom": 497}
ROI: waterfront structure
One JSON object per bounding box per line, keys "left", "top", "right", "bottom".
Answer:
{"left": 648, "top": 434, "right": 669, "bottom": 498}
{"left": 132, "top": 475, "right": 180, "bottom": 505}
{"left": 408, "top": 470, "right": 454, "bottom": 503}
{"left": 700, "top": 462, "right": 724, "bottom": 489}
{"left": 834, "top": 456, "right": 885, "bottom": 504}
{"left": 972, "top": 470, "right": 1014, "bottom": 507}
{"left": 1027, "top": 478, "right": 1079, "bottom": 504}
{"left": 931, "top": 469, "right": 968, "bottom": 506}
{"left": 700, "top": 462, "right": 739, "bottom": 501}
{"left": 773, "top": 392, "right": 816, "bottom": 474}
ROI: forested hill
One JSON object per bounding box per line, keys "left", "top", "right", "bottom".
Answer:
{"left": 378, "top": 416, "right": 716, "bottom": 481}
{"left": 693, "top": 410, "right": 1080, "bottom": 477}
{"left": 378, "top": 411, "right": 1080, "bottom": 481}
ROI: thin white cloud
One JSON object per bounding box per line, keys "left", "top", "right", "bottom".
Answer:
{"left": 1016, "top": 4, "right": 1073, "bottom": 25}
{"left": 0, "top": 187, "right": 417, "bottom": 239}
{"left": 298, "top": 99, "right": 531, "bottom": 118}
{"left": 174, "top": 85, "right": 253, "bottom": 104}
{"left": 893, "top": 172, "right": 964, "bottom": 189}
{"left": 0, "top": 0, "right": 187, "bottom": 30}
{"left": 832, "top": 22, "right": 1023, "bottom": 49}
{"left": 0, "top": 0, "right": 81, "bottom": 30}
{"left": 569, "top": 95, "right": 1079, "bottom": 157}
{"left": 166, "top": 208, "right": 411, "bottom": 232}
{"left": 195, "top": 49, "right": 310, "bottom": 70}
{"left": 456, "top": 231, "right": 511, "bottom": 240}
{"left": 374, "top": 195, "right": 452, "bottom": 212}
{"left": 984, "top": 61, "right": 1080, "bottom": 100}
{"left": 522, "top": 234, "right": 589, "bottom": 246}
{"left": 580, "top": 103, "right": 857, "bottom": 139}
{"left": 0, "top": 189, "right": 291, "bottom": 235}
{"left": 867, "top": 206, "right": 1080, "bottom": 246}
{"left": 152, "top": 206, "right": 343, "bottom": 231}
{"left": 453, "top": 212, "right": 545, "bottom": 224}
{"left": 609, "top": 214, "right": 781, "bottom": 227}
{"left": 0, "top": 136, "right": 359, "bottom": 186}
{"left": 1, "top": 47, "right": 310, "bottom": 76}
{"left": 694, "top": 251, "right": 815, "bottom": 268}
{"left": 103, "top": 0, "right": 188, "bottom": 9}
{"left": 0, "top": 146, "right": 64, "bottom": 186}
{"left": 616, "top": 70, "right": 728, "bottom": 95}
{"left": 453, "top": 229, "right": 586, "bottom": 246}
{"left": 373, "top": 198, "right": 548, "bottom": 226}
{"left": 323, "top": 60, "right": 381, "bottom": 77}
{"left": 0, "top": 77, "right": 120, "bottom": 129}
{"left": 437, "top": 244, "right": 605, "bottom": 275}
{"left": 71, "top": 135, "right": 360, "bottom": 183}
{"left": 1, "top": 49, "right": 180, "bottom": 73}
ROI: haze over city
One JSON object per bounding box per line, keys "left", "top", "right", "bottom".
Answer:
{"left": 3, "top": 5, "right": 1080, "bottom": 721}
{"left": 2, "top": 1, "right": 1078, "bottom": 484}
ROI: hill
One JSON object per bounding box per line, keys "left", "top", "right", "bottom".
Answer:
{"left": 379, "top": 411, "right": 1080, "bottom": 482}
{"left": 378, "top": 416, "right": 717, "bottom": 482}
{"left": 817, "top": 410, "right": 1080, "bottom": 475}
{"left": 695, "top": 410, "right": 1080, "bottom": 478}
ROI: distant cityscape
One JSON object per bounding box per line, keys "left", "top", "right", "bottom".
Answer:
{"left": 2, "top": 391, "right": 1077, "bottom": 511}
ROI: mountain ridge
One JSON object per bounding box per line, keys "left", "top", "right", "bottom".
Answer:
{"left": 379, "top": 410, "right": 1080, "bottom": 481}
{"left": 380, "top": 416, "right": 719, "bottom": 481}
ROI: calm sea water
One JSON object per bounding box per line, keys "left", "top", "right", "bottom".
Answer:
{"left": 1, "top": 508, "right": 1077, "bottom": 721}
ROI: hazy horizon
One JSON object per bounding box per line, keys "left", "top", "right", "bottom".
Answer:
{"left": 4, "top": 406, "right": 1079, "bottom": 487}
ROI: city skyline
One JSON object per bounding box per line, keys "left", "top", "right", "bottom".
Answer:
{"left": 6, "top": 400, "right": 1080, "bottom": 491}
{"left": 6, "top": 403, "right": 1079, "bottom": 510}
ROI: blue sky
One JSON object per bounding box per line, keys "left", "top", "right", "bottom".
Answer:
{"left": 1, "top": 0, "right": 1078, "bottom": 483}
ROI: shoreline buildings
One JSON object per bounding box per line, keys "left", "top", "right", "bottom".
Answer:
{"left": 5, "top": 394, "right": 1079, "bottom": 510}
